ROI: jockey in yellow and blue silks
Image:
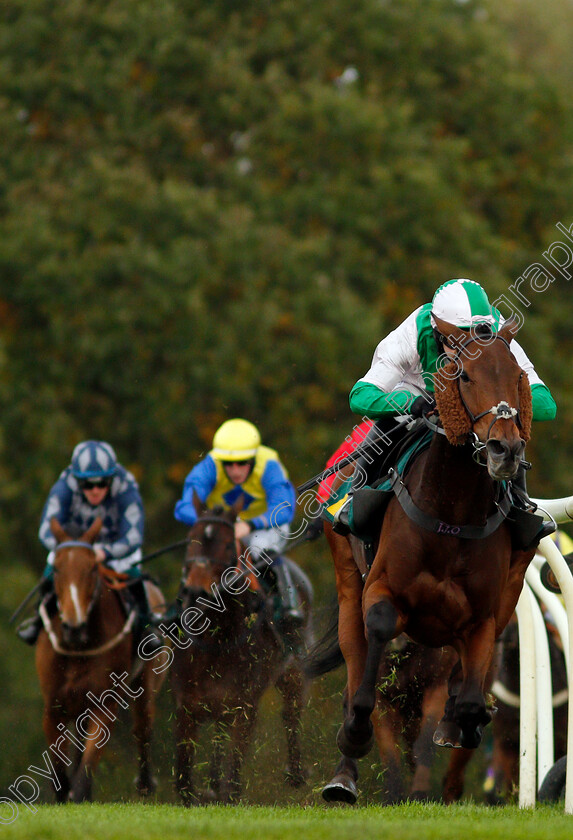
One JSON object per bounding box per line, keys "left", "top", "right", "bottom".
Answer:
{"left": 174, "top": 419, "right": 302, "bottom": 625}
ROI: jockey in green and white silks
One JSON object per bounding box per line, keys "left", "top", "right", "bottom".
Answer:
{"left": 350, "top": 279, "right": 556, "bottom": 421}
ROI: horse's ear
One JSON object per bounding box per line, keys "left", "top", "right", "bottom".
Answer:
{"left": 230, "top": 495, "right": 245, "bottom": 519}
{"left": 193, "top": 490, "right": 206, "bottom": 517}
{"left": 82, "top": 517, "right": 103, "bottom": 544}
{"left": 50, "top": 517, "right": 70, "bottom": 544}
{"left": 498, "top": 317, "right": 519, "bottom": 343}
{"left": 432, "top": 314, "right": 468, "bottom": 350}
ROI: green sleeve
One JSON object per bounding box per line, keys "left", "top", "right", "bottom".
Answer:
{"left": 349, "top": 381, "right": 417, "bottom": 418}
{"left": 531, "top": 383, "right": 556, "bottom": 421}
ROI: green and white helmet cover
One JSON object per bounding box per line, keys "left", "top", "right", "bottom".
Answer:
{"left": 431, "top": 279, "right": 500, "bottom": 329}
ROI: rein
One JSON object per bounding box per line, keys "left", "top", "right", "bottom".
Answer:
{"left": 47, "top": 540, "right": 136, "bottom": 655}
{"left": 39, "top": 599, "right": 137, "bottom": 657}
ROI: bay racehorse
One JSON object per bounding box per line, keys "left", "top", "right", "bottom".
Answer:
{"left": 170, "top": 499, "right": 314, "bottom": 804}
{"left": 313, "top": 316, "right": 542, "bottom": 802}
{"left": 35, "top": 518, "right": 166, "bottom": 802}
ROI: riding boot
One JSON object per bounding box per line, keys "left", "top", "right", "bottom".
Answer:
{"left": 509, "top": 464, "right": 555, "bottom": 547}
{"left": 272, "top": 559, "right": 304, "bottom": 628}
{"left": 16, "top": 578, "right": 56, "bottom": 646}
{"left": 129, "top": 577, "right": 163, "bottom": 653}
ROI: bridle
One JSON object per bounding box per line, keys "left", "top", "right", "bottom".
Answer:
{"left": 53, "top": 540, "right": 102, "bottom": 622}
{"left": 177, "top": 512, "right": 266, "bottom": 651}
{"left": 42, "top": 540, "right": 137, "bottom": 657}
{"left": 180, "top": 514, "right": 239, "bottom": 585}
{"left": 444, "top": 330, "right": 526, "bottom": 463}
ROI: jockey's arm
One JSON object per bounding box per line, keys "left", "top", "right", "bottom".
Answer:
{"left": 174, "top": 457, "right": 217, "bottom": 526}
{"left": 248, "top": 460, "right": 296, "bottom": 531}
{"left": 349, "top": 310, "right": 425, "bottom": 420}
{"left": 38, "top": 475, "right": 73, "bottom": 551}
{"left": 510, "top": 340, "right": 556, "bottom": 421}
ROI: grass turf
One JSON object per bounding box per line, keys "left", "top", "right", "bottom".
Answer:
{"left": 0, "top": 803, "right": 572, "bottom": 840}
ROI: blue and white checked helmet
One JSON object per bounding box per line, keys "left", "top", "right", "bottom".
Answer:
{"left": 71, "top": 440, "right": 118, "bottom": 480}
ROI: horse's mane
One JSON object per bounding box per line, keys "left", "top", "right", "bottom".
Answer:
{"left": 433, "top": 363, "right": 532, "bottom": 446}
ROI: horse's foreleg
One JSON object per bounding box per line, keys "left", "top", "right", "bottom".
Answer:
{"left": 132, "top": 672, "right": 158, "bottom": 797}
{"left": 70, "top": 707, "right": 119, "bottom": 803}
{"left": 175, "top": 706, "right": 198, "bottom": 805}
{"left": 371, "top": 702, "right": 407, "bottom": 804}
{"left": 434, "top": 659, "right": 464, "bottom": 748}
{"left": 408, "top": 679, "right": 449, "bottom": 799}
{"left": 208, "top": 724, "right": 225, "bottom": 799}
{"left": 441, "top": 747, "right": 475, "bottom": 803}
{"left": 340, "top": 593, "right": 402, "bottom": 759}
{"left": 223, "top": 704, "right": 258, "bottom": 803}
{"left": 275, "top": 665, "right": 308, "bottom": 788}
{"left": 455, "top": 618, "right": 496, "bottom": 749}
{"left": 322, "top": 754, "right": 360, "bottom": 804}
{"left": 42, "top": 710, "right": 71, "bottom": 803}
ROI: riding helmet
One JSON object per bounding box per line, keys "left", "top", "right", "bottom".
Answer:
{"left": 71, "top": 440, "right": 118, "bottom": 479}
{"left": 211, "top": 419, "right": 261, "bottom": 461}
{"left": 431, "top": 279, "right": 500, "bottom": 329}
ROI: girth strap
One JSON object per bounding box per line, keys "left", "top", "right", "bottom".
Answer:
{"left": 388, "top": 468, "right": 512, "bottom": 539}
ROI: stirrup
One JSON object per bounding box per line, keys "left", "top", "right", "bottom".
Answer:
{"left": 332, "top": 496, "right": 352, "bottom": 536}
{"left": 17, "top": 616, "right": 42, "bottom": 646}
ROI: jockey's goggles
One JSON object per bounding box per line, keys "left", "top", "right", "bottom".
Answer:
{"left": 78, "top": 477, "right": 113, "bottom": 490}
{"left": 221, "top": 459, "right": 254, "bottom": 468}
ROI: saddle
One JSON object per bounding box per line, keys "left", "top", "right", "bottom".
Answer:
{"left": 323, "top": 419, "right": 433, "bottom": 543}
{"left": 323, "top": 416, "right": 552, "bottom": 566}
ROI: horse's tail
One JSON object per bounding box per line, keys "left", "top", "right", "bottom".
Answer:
{"left": 302, "top": 600, "right": 344, "bottom": 678}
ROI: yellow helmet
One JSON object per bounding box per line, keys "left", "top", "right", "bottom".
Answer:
{"left": 212, "top": 419, "right": 261, "bottom": 461}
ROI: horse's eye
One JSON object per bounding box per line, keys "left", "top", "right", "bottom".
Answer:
{"left": 460, "top": 371, "right": 470, "bottom": 383}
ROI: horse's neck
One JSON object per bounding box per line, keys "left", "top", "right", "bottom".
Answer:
{"left": 411, "top": 433, "right": 497, "bottom": 522}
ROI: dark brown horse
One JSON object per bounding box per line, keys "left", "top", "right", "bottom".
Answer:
{"left": 484, "top": 613, "right": 568, "bottom": 802}
{"left": 35, "top": 519, "right": 166, "bottom": 802}
{"left": 315, "top": 316, "right": 541, "bottom": 802}
{"left": 170, "top": 500, "right": 314, "bottom": 804}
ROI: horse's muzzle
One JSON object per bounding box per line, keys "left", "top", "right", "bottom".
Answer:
{"left": 60, "top": 621, "right": 90, "bottom": 649}
{"left": 485, "top": 437, "right": 524, "bottom": 481}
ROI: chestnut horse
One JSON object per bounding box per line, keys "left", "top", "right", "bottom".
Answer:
{"left": 170, "top": 500, "right": 314, "bottom": 804}
{"left": 35, "top": 518, "right": 166, "bottom": 802}
{"left": 316, "top": 316, "right": 542, "bottom": 802}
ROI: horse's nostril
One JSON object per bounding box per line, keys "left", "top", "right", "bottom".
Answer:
{"left": 486, "top": 438, "right": 524, "bottom": 462}
{"left": 485, "top": 439, "right": 506, "bottom": 459}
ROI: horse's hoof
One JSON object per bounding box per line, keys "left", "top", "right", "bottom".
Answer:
{"left": 322, "top": 775, "right": 358, "bottom": 805}
{"left": 409, "top": 790, "right": 430, "bottom": 801}
{"left": 433, "top": 721, "right": 463, "bottom": 748}
{"left": 336, "top": 722, "right": 374, "bottom": 759}
{"left": 285, "top": 766, "right": 308, "bottom": 788}
{"left": 460, "top": 724, "right": 484, "bottom": 749}
{"left": 135, "top": 774, "right": 158, "bottom": 797}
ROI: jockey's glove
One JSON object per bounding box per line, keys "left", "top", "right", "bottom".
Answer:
{"left": 409, "top": 393, "right": 436, "bottom": 419}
